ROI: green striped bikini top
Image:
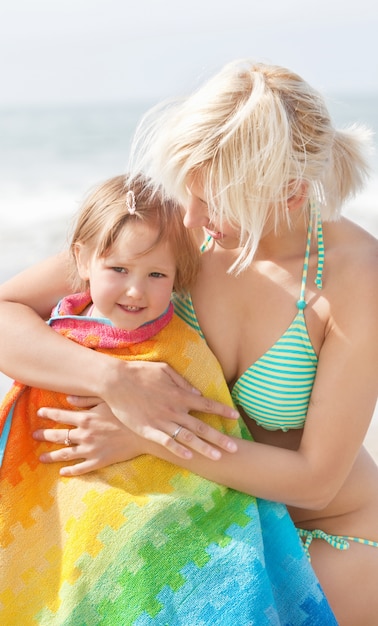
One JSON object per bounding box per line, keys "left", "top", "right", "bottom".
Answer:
{"left": 173, "top": 208, "right": 324, "bottom": 432}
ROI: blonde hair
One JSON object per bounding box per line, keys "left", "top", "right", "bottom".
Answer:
{"left": 129, "top": 59, "right": 373, "bottom": 272}
{"left": 70, "top": 174, "right": 200, "bottom": 294}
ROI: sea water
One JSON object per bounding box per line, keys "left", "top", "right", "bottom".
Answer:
{"left": 0, "top": 94, "right": 377, "bottom": 279}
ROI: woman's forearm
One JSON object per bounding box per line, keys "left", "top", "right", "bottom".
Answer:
{"left": 0, "top": 252, "right": 73, "bottom": 319}
{"left": 0, "top": 252, "right": 114, "bottom": 394}
{"left": 0, "top": 300, "right": 118, "bottom": 395}
{"left": 143, "top": 434, "right": 346, "bottom": 510}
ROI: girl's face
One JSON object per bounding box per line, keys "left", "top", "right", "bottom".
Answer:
{"left": 76, "top": 222, "right": 176, "bottom": 330}
{"left": 184, "top": 175, "right": 242, "bottom": 250}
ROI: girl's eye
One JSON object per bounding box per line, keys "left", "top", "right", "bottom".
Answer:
{"left": 112, "top": 267, "right": 126, "bottom": 273}
{"left": 150, "top": 272, "right": 165, "bottom": 278}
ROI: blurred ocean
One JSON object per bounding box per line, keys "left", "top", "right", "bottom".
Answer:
{"left": 0, "top": 100, "right": 156, "bottom": 279}
{"left": 0, "top": 94, "right": 377, "bottom": 280}
{"left": 0, "top": 95, "right": 377, "bottom": 453}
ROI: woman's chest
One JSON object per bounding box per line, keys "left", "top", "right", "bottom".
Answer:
{"left": 191, "top": 254, "right": 327, "bottom": 385}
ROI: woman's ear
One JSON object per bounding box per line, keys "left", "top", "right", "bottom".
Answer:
{"left": 287, "top": 181, "right": 309, "bottom": 212}
{"left": 73, "top": 243, "right": 91, "bottom": 281}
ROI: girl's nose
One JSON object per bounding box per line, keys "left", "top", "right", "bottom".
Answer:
{"left": 125, "top": 280, "right": 144, "bottom": 299}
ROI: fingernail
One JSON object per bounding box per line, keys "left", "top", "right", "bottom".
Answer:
{"left": 227, "top": 441, "right": 238, "bottom": 452}
{"left": 210, "top": 449, "right": 221, "bottom": 460}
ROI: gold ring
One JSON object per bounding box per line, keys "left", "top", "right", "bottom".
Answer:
{"left": 171, "top": 425, "right": 183, "bottom": 441}
{"left": 64, "top": 428, "right": 72, "bottom": 446}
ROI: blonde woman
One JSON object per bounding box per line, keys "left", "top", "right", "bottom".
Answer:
{"left": 0, "top": 60, "right": 377, "bottom": 624}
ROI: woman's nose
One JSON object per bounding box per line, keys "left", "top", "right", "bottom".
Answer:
{"left": 183, "top": 199, "right": 209, "bottom": 229}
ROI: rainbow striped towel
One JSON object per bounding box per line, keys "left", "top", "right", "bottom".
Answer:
{"left": 0, "top": 293, "right": 336, "bottom": 625}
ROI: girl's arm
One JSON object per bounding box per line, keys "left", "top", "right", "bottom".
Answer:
{"left": 0, "top": 253, "right": 239, "bottom": 460}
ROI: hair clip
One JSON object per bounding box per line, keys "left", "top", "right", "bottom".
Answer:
{"left": 126, "top": 190, "right": 136, "bottom": 215}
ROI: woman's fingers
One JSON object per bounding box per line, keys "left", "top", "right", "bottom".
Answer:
{"left": 66, "top": 395, "right": 103, "bottom": 408}
{"left": 38, "top": 446, "right": 109, "bottom": 477}
{"left": 39, "top": 446, "right": 77, "bottom": 464}
{"left": 60, "top": 459, "right": 104, "bottom": 477}
{"left": 187, "top": 393, "right": 240, "bottom": 422}
{"left": 165, "top": 369, "right": 240, "bottom": 421}
{"left": 163, "top": 427, "right": 223, "bottom": 460}
{"left": 36, "top": 406, "right": 81, "bottom": 425}
{"left": 34, "top": 414, "right": 238, "bottom": 465}
{"left": 33, "top": 426, "right": 74, "bottom": 444}
{"left": 177, "top": 421, "right": 238, "bottom": 455}
{"left": 34, "top": 402, "right": 146, "bottom": 475}
{"left": 138, "top": 413, "right": 239, "bottom": 461}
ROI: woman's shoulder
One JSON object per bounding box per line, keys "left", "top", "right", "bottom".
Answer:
{"left": 324, "top": 217, "right": 377, "bottom": 272}
{"left": 322, "top": 217, "right": 377, "bottom": 318}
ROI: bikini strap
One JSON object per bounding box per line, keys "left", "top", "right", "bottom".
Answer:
{"left": 200, "top": 235, "right": 213, "bottom": 253}
{"left": 314, "top": 205, "right": 324, "bottom": 289}
{"left": 297, "top": 202, "right": 324, "bottom": 311}
{"left": 201, "top": 208, "right": 324, "bottom": 305}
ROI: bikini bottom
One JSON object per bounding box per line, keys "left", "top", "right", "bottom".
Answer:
{"left": 298, "top": 527, "right": 378, "bottom": 561}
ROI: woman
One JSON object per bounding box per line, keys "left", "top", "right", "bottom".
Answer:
{"left": 0, "top": 60, "right": 377, "bottom": 624}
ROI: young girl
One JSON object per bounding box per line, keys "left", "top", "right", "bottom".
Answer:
{"left": 0, "top": 174, "right": 335, "bottom": 624}
{"left": 0, "top": 60, "right": 377, "bottom": 623}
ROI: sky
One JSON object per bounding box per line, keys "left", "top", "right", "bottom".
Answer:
{"left": 0, "top": 0, "right": 377, "bottom": 106}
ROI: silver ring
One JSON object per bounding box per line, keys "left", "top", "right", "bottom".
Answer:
{"left": 64, "top": 428, "right": 72, "bottom": 446}
{"left": 171, "top": 425, "right": 183, "bottom": 441}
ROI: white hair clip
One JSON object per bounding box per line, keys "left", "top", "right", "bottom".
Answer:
{"left": 126, "top": 190, "right": 136, "bottom": 215}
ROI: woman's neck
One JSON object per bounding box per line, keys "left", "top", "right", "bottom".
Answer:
{"left": 254, "top": 211, "right": 311, "bottom": 262}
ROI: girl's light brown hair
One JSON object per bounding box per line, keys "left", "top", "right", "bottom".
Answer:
{"left": 70, "top": 174, "right": 200, "bottom": 294}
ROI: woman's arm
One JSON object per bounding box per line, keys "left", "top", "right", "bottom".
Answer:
{"left": 152, "top": 254, "right": 378, "bottom": 508}
{"left": 36, "top": 252, "right": 378, "bottom": 509}
{"left": 57, "top": 304, "right": 376, "bottom": 506}
{"left": 0, "top": 254, "right": 239, "bottom": 459}
{"left": 0, "top": 255, "right": 118, "bottom": 394}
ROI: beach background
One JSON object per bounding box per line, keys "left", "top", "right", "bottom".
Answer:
{"left": 0, "top": 0, "right": 377, "bottom": 458}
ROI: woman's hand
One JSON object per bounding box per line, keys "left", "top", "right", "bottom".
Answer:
{"left": 34, "top": 401, "right": 145, "bottom": 476}
{"left": 95, "top": 360, "right": 239, "bottom": 459}
{"left": 35, "top": 382, "right": 239, "bottom": 475}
